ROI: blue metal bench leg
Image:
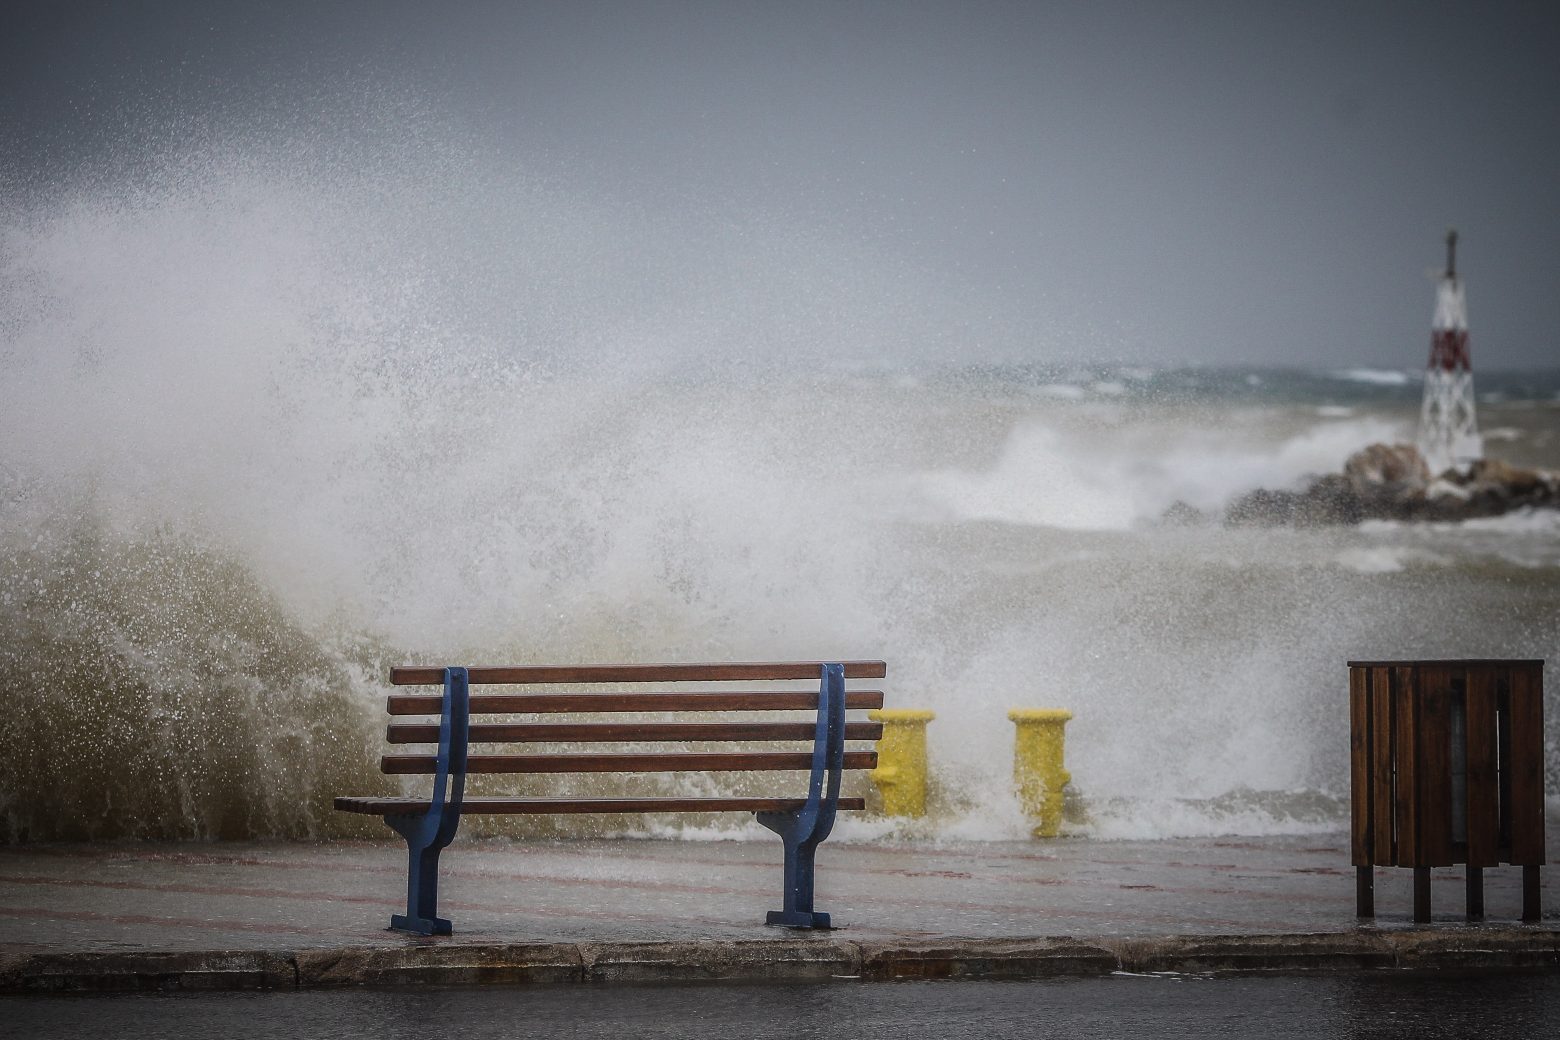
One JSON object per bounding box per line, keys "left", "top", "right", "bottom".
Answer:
{"left": 756, "top": 663, "right": 845, "bottom": 929}
{"left": 759, "top": 813, "right": 831, "bottom": 929}
{"left": 383, "top": 665, "right": 469, "bottom": 937}
{"left": 387, "top": 816, "right": 454, "bottom": 936}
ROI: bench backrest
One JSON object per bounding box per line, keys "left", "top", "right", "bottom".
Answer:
{"left": 381, "top": 661, "right": 885, "bottom": 782}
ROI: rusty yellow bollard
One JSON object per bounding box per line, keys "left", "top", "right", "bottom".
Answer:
{"left": 867, "top": 708, "right": 935, "bottom": 817}
{"left": 1009, "top": 708, "right": 1073, "bottom": 838}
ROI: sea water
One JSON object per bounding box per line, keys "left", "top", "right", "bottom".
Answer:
{"left": 2, "top": 130, "right": 1557, "bottom": 845}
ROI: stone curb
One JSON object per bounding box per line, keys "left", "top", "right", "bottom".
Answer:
{"left": 580, "top": 939, "right": 860, "bottom": 983}
{"left": 0, "top": 950, "right": 296, "bottom": 993}
{"left": 295, "top": 943, "right": 582, "bottom": 988}
{"left": 1101, "top": 932, "right": 1397, "bottom": 974}
{"left": 1388, "top": 928, "right": 1560, "bottom": 971}
{"left": 858, "top": 937, "right": 1118, "bottom": 979}
{"left": 3, "top": 930, "right": 1558, "bottom": 993}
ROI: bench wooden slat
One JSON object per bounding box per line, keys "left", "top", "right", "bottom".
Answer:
{"left": 387, "top": 721, "right": 886, "bottom": 744}
{"left": 387, "top": 690, "right": 886, "bottom": 715}
{"left": 390, "top": 661, "right": 887, "bottom": 685}
{"left": 381, "top": 750, "right": 879, "bottom": 774}
{"left": 335, "top": 795, "right": 869, "bottom": 816}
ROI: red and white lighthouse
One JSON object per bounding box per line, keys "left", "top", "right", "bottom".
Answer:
{"left": 1417, "top": 229, "right": 1482, "bottom": 474}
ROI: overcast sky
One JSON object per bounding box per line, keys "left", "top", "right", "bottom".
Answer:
{"left": 3, "top": 1, "right": 1557, "bottom": 368}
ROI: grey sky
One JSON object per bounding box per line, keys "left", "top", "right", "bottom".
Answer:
{"left": 3, "top": 0, "right": 1557, "bottom": 368}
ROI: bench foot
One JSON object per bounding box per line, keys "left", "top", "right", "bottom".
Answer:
{"left": 387, "top": 820, "right": 463, "bottom": 935}
{"left": 758, "top": 808, "right": 833, "bottom": 929}
{"left": 766, "top": 910, "right": 833, "bottom": 929}
{"left": 390, "top": 914, "right": 452, "bottom": 937}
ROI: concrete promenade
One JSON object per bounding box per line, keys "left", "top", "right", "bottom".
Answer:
{"left": 2, "top": 833, "right": 1556, "bottom": 991}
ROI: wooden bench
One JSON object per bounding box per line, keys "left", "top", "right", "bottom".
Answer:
{"left": 335, "top": 661, "right": 886, "bottom": 935}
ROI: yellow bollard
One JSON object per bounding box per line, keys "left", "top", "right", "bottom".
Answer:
{"left": 1009, "top": 708, "right": 1073, "bottom": 838}
{"left": 867, "top": 708, "right": 935, "bottom": 817}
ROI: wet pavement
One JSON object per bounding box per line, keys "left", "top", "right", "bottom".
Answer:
{"left": 1, "top": 834, "right": 1556, "bottom": 989}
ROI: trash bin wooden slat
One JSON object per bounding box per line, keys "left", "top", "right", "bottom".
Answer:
{"left": 1509, "top": 666, "right": 1546, "bottom": 867}
{"left": 1369, "top": 668, "right": 1395, "bottom": 865}
{"left": 1464, "top": 668, "right": 1499, "bottom": 869}
{"left": 1349, "top": 667, "right": 1371, "bottom": 867}
{"left": 1416, "top": 666, "right": 1455, "bottom": 868}
{"left": 1391, "top": 668, "right": 1420, "bottom": 867}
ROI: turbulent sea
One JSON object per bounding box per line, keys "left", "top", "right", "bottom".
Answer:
{"left": 2, "top": 145, "right": 1557, "bottom": 845}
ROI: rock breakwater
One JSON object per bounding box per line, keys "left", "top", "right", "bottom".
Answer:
{"left": 1199, "top": 444, "right": 1560, "bottom": 526}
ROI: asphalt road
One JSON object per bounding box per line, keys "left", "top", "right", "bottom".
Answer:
{"left": 8, "top": 971, "right": 1559, "bottom": 1040}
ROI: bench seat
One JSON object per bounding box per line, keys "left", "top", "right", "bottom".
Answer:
{"left": 335, "top": 796, "right": 869, "bottom": 815}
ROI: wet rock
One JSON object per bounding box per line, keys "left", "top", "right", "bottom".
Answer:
{"left": 1343, "top": 442, "right": 1430, "bottom": 492}
{"left": 1467, "top": 456, "right": 1549, "bottom": 497}
{"left": 1222, "top": 487, "right": 1305, "bottom": 526}
{"left": 1223, "top": 475, "right": 1365, "bottom": 527}
{"left": 1159, "top": 500, "right": 1208, "bottom": 526}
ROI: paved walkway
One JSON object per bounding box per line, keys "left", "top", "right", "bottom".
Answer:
{"left": 2, "top": 834, "right": 1556, "bottom": 989}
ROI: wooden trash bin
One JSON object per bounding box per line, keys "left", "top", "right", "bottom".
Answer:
{"left": 1349, "top": 659, "right": 1546, "bottom": 923}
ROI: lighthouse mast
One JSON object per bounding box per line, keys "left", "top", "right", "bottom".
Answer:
{"left": 1417, "top": 229, "right": 1482, "bottom": 475}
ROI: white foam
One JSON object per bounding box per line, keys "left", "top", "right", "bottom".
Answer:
{"left": 1458, "top": 508, "right": 1560, "bottom": 534}
{"left": 1331, "top": 367, "right": 1411, "bottom": 386}
{"left": 1267, "top": 417, "right": 1407, "bottom": 478}
{"left": 1032, "top": 383, "right": 1088, "bottom": 400}
{"left": 1081, "top": 796, "right": 1344, "bottom": 842}
{"left": 915, "top": 415, "right": 1407, "bottom": 531}
{"left": 1333, "top": 546, "right": 1445, "bottom": 573}
{"left": 916, "top": 424, "right": 1138, "bottom": 531}
{"left": 1363, "top": 506, "right": 1560, "bottom": 536}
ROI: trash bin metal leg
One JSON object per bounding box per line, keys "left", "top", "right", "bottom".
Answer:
{"left": 1355, "top": 866, "right": 1374, "bottom": 918}
{"left": 1464, "top": 866, "right": 1483, "bottom": 920}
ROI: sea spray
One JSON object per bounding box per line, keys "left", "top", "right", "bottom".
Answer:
{"left": 3, "top": 123, "right": 1557, "bottom": 843}
{"left": 0, "top": 497, "right": 387, "bottom": 841}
